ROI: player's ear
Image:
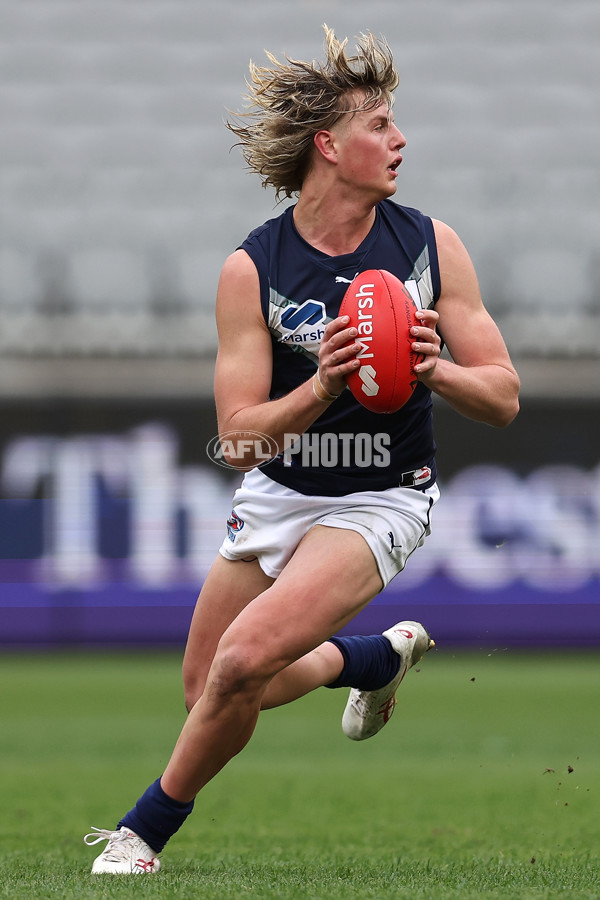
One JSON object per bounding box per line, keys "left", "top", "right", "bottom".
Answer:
{"left": 313, "top": 129, "right": 337, "bottom": 163}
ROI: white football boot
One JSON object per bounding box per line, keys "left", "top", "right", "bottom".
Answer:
{"left": 341, "top": 620, "right": 435, "bottom": 741}
{"left": 84, "top": 826, "right": 161, "bottom": 874}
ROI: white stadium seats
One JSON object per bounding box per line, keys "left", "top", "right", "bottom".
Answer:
{"left": 0, "top": 0, "right": 598, "bottom": 390}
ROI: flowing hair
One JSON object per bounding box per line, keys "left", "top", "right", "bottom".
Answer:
{"left": 227, "top": 25, "right": 399, "bottom": 200}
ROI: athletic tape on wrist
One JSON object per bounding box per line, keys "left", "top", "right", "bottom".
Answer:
{"left": 313, "top": 371, "right": 341, "bottom": 403}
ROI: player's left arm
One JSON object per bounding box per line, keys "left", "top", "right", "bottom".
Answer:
{"left": 412, "top": 219, "right": 520, "bottom": 427}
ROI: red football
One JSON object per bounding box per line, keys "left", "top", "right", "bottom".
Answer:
{"left": 339, "top": 269, "right": 424, "bottom": 414}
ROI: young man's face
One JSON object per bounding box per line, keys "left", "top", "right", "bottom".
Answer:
{"left": 333, "top": 98, "right": 406, "bottom": 202}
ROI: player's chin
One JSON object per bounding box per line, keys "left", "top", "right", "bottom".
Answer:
{"left": 371, "top": 183, "right": 396, "bottom": 205}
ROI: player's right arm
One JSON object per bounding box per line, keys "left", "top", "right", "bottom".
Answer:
{"left": 214, "top": 249, "right": 360, "bottom": 469}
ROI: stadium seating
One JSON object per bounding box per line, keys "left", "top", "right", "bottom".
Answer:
{"left": 1, "top": 0, "right": 598, "bottom": 389}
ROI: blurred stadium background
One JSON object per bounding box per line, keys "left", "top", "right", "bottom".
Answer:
{"left": 1, "top": 0, "right": 598, "bottom": 649}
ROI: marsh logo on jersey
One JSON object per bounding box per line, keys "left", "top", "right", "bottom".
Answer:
{"left": 280, "top": 299, "right": 326, "bottom": 345}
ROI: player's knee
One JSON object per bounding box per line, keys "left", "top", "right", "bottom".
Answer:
{"left": 209, "top": 636, "right": 274, "bottom": 702}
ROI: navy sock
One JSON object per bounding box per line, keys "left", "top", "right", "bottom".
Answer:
{"left": 325, "top": 634, "right": 401, "bottom": 691}
{"left": 118, "top": 778, "right": 194, "bottom": 853}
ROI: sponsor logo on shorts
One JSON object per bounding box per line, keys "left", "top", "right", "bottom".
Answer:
{"left": 388, "top": 531, "right": 403, "bottom": 552}
{"left": 226, "top": 511, "right": 245, "bottom": 542}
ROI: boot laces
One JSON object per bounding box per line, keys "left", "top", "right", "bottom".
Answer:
{"left": 83, "top": 827, "right": 136, "bottom": 863}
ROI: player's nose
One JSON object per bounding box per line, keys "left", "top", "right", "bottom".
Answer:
{"left": 390, "top": 124, "right": 406, "bottom": 150}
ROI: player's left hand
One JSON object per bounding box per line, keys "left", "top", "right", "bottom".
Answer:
{"left": 410, "top": 308, "right": 441, "bottom": 378}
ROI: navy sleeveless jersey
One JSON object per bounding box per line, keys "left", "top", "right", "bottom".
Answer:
{"left": 238, "top": 199, "right": 441, "bottom": 496}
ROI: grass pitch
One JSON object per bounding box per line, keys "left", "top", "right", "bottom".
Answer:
{"left": 0, "top": 646, "right": 598, "bottom": 899}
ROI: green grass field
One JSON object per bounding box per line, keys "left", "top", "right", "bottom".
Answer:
{"left": 0, "top": 647, "right": 598, "bottom": 899}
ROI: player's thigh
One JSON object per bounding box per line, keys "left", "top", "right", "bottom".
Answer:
{"left": 219, "top": 524, "right": 383, "bottom": 676}
{"left": 182, "top": 554, "right": 274, "bottom": 704}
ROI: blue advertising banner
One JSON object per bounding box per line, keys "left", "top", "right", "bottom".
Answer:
{"left": 0, "top": 402, "right": 598, "bottom": 647}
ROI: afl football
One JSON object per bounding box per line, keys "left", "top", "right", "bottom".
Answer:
{"left": 339, "top": 269, "right": 424, "bottom": 413}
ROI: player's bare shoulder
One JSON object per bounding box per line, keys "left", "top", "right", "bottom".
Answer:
{"left": 217, "top": 248, "right": 260, "bottom": 303}
{"left": 431, "top": 219, "right": 481, "bottom": 310}
{"left": 216, "top": 248, "right": 266, "bottom": 333}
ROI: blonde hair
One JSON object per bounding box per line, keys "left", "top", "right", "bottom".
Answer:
{"left": 227, "top": 25, "right": 399, "bottom": 200}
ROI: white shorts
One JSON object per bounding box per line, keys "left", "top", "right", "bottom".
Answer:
{"left": 219, "top": 467, "right": 439, "bottom": 587}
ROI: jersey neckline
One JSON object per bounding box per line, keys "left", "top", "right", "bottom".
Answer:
{"left": 285, "top": 203, "right": 383, "bottom": 274}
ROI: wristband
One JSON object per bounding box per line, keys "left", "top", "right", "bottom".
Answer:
{"left": 312, "top": 372, "right": 342, "bottom": 403}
